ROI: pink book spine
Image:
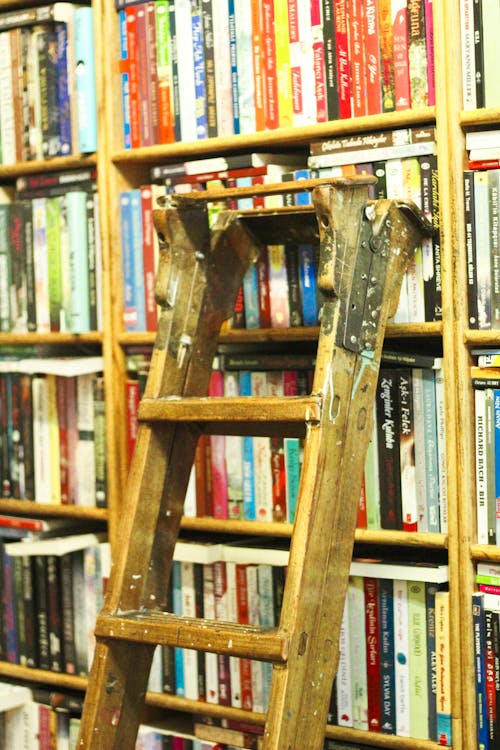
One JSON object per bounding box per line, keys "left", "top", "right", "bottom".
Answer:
{"left": 209, "top": 370, "right": 228, "bottom": 519}
{"left": 424, "top": 0, "right": 435, "bottom": 105}
{"left": 310, "top": 0, "right": 327, "bottom": 122}
{"left": 349, "top": 0, "right": 367, "bottom": 117}
{"left": 393, "top": 0, "right": 411, "bottom": 110}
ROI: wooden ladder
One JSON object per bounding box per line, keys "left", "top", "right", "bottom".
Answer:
{"left": 77, "top": 177, "right": 430, "bottom": 750}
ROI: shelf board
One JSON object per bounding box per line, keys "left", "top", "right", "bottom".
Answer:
{"left": 0, "top": 154, "right": 97, "bottom": 180}
{"left": 464, "top": 329, "right": 500, "bottom": 345}
{"left": 0, "top": 332, "right": 103, "bottom": 346}
{"left": 470, "top": 544, "right": 500, "bottom": 562}
{"left": 110, "top": 108, "right": 435, "bottom": 165}
{"left": 460, "top": 107, "right": 500, "bottom": 129}
{"left": 0, "top": 499, "right": 108, "bottom": 522}
{"left": 118, "top": 321, "right": 443, "bottom": 348}
{"left": 324, "top": 725, "right": 443, "bottom": 749}
{"left": 0, "top": 662, "right": 87, "bottom": 692}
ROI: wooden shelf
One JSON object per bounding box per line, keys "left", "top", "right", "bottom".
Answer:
{"left": 0, "top": 499, "right": 108, "bottom": 523}
{"left": 460, "top": 107, "right": 500, "bottom": 129}
{"left": 0, "top": 154, "right": 97, "bottom": 181}
{"left": 0, "top": 332, "right": 103, "bottom": 347}
{"left": 0, "top": 662, "right": 87, "bottom": 692}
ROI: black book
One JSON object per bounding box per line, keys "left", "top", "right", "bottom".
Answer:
{"left": 46, "top": 554, "right": 64, "bottom": 672}
{"left": 376, "top": 368, "right": 402, "bottom": 530}
{"left": 473, "top": 0, "right": 485, "bottom": 108}
{"left": 168, "top": 2, "right": 181, "bottom": 142}
{"left": 419, "top": 154, "right": 437, "bottom": 322}
{"left": 21, "top": 555, "right": 37, "bottom": 668}
{"left": 59, "top": 553, "right": 77, "bottom": 674}
{"left": 194, "top": 562, "right": 206, "bottom": 701}
{"left": 322, "top": 0, "right": 339, "bottom": 121}
{"left": 33, "top": 555, "right": 51, "bottom": 670}
{"left": 285, "top": 245, "right": 303, "bottom": 327}
{"left": 430, "top": 153, "right": 442, "bottom": 320}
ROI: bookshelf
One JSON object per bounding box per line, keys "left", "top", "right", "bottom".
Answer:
{"left": 0, "top": 0, "right": 486, "bottom": 747}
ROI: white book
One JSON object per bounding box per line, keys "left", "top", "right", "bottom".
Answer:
{"left": 183, "top": 465, "right": 197, "bottom": 518}
{"left": 336, "top": 599, "right": 353, "bottom": 727}
{"left": 0, "top": 356, "right": 104, "bottom": 376}
{"left": 246, "top": 564, "right": 264, "bottom": 713}
{"left": 474, "top": 171, "right": 491, "bottom": 329}
{"left": 465, "top": 129, "right": 500, "bottom": 150}
{"left": 225, "top": 561, "right": 242, "bottom": 708}
{"left": 211, "top": 0, "right": 233, "bottom": 137}
{"left": 234, "top": 0, "right": 255, "bottom": 134}
{"left": 394, "top": 578, "right": 410, "bottom": 737}
{"left": 174, "top": 0, "right": 197, "bottom": 142}
{"left": 174, "top": 541, "right": 224, "bottom": 565}
{"left": 412, "top": 368, "right": 428, "bottom": 532}
{"left": 224, "top": 371, "right": 244, "bottom": 519}
{"left": 477, "top": 561, "right": 500, "bottom": 578}
{"left": 147, "top": 645, "right": 164, "bottom": 693}
{"left": 0, "top": 683, "right": 32, "bottom": 712}
{"left": 347, "top": 576, "right": 368, "bottom": 731}
{"left": 5, "top": 531, "right": 107, "bottom": 557}
{"left": 32, "top": 197, "right": 51, "bottom": 334}
{"left": 32, "top": 376, "right": 52, "bottom": 504}
{"left": 4, "top": 701, "right": 40, "bottom": 748}
{"left": 434, "top": 365, "right": 448, "bottom": 533}
{"left": 475, "top": 388, "right": 489, "bottom": 544}
{"left": 202, "top": 563, "right": 219, "bottom": 705}
{"left": 385, "top": 158, "right": 409, "bottom": 323}
{"left": 469, "top": 147, "right": 500, "bottom": 162}
{"left": 0, "top": 31, "right": 16, "bottom": 164}
{"left": 181, "top": 561, "right": 200, "bottom": 700}
{"left": 460, "top": 0, "right": 476, "bottom": 109}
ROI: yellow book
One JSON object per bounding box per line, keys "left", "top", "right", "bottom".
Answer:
{"left": 273, "top": 0, "right": 293, "bottom": 128}
{"left": 435, "top": 590, "right": 452, "bottom": 745}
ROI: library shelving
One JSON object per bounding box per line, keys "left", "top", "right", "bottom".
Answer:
{"left": 0, "top": 0, "right": 489, "bottom": 748}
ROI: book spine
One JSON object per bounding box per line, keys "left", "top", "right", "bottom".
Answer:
{"left": 234, "top": 0, "right": 256, "bottom": 134}
{"left": 435, "top": 591, "right": 452, "bottom": 744}
{"left": 419, "top": 154, "right": 436, "bottom": 322}
{"left": 434, "top": 365, "right": 448, "bottom": 534}
{"left": 394, "top": 578, "right": 410, "bottom": 736}
{"left": 191, "top": 0, "right": 208, "bottom": 140}
{"left": 392, "top": 0, "right": 411, "bottom": 110}
{"left": 211, "top": 0, "right": 233, "bottom": 137}
{"left": 349, "top": 0, "right": 367, "bottom": 118}
{"left": 310, "top": 0, "right": 327, "bottom": 123}
{"left": 202, "top": 563, "right": 219, "bottom": 703}
{"left": 223, "top": 371, "right": 244, "bottom": 520}
{"left": 336, "top": 600, "right": 353, "bottom": 726}
{"left": 365, "top": 409, "right": 381, "bottom": 529}
{"left": 20, "top": 373, "right": 35, "bottom": 500}
{"left": 268, "top": 245, "right": 290, "bottom": 328}
{"left": 378, "top": 0, "right": 396, "bottom": 111}
{"left": 473, "top": 0, "right": 485, "bottom": 108}
{"left": 227, "top": 0, "right": 240, "bottom": 135}
{"left": 407, "top": 0, "right": 428, "bottom": 107}
{"left": 209, "top": 370, "right": 228, "bottom": 518}
{"left": 476, "top": 388, "right": 490, "bottom": 544}
{"left": 118, "top": 9, "right": 132, "bottom": 149}
{"left": 489, "top": 169, "right": 500, "bottom": 329}
{"left": 146, "top": 1, "right": 161, "bottom": 144}
{"left": 408, "top": 579, "right": 429, "bottom": 738}
{"left": 424, "top": 0, "right": 435, "bottom": 104}
{"left": 486, "top": 388, "right": 496, "bottom": 544}
{"left": 140, "top": 185, "right": 158, "bottom": 332}
{"left": 472, "top": 592, "right": 489, "bottom": 749}
{"left": 364, "top": 577, "right": 381, "bottom": 731}
{"left": 348, "top": 576, "right": 368, "bottom": 730}
{"left": 0, "top": 204, "right": 11, "bottom": 332}
{"left": 461, "top": 0, "right": 476, "bottom": 108}
{"left": 200, "top": 0, "right": 217, "bottom": 138}
{"left": 333, "top": 0, "right": 351, "bottom": 118}
{"left": 34, "top": 555, "right": 50, "bottom": 670}
{"left": 175, "top": 0, "right": 197, "bottom": 142}
{"left": 379, "top": 577, "right": 396, "bottom": 733}
{"left": 235, "top": 563, "right": 253, "bottom": 711}
{"left": 66, "top": 191, "right": 90, "bottom": 334}
{"left": 180, "top": 561, "right": 200, "bottom": 699}
{"left": 429, "top": 153, "right": 442, "bottom": 321}
{"left": 298, "top": 244, "right": 318, "bottom": 326}
{"left": 93, "top": 376, "right": 107, "bottom": 508}
{"left": 321, "top": 0, "right": 339, "bottom": 121}
{"left": 262, "top": 0, "right": 279, "bottom": 129}
{"left": 376, "top": 368, "right": 402, "bottom": 529}
{"left": 399, "top": 368, "right": 418, "bottom": 532}
{"left": 74, "top": 8, "right": 98, "bottom": 153}
{"left": 464, "top": 170, "right": 479, "bottom": 327}
{"left": 364, "top": 0, "right": 382, "bottom": 114}
{"left": 46, "top": 554, "right": 63, "bottom": 672}
{"left": 422, "top": 368, "right": 440, "bottom": 532}
{"left": 242, "top": 263, "right": 259, "bottom": 329}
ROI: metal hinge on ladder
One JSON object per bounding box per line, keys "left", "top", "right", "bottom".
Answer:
{"left": 77, "top": 177, "right": 432, "bottom": 750}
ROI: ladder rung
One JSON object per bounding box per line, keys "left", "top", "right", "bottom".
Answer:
{"left": 95, "top": 612, "right": 289, "bottom": 663}
{"left": 138, "top": 395, "right": 322, "bottom": 426}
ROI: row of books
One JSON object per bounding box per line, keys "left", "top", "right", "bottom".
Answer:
{"left": 0, "top": 168, "right": 102, "bottom": 335}
{"left": 115, "top": 0, "right": 435, "bottom": 149}
{"left": 151, "top": 540, "right": 451, "bottom": 744}
{"left": 0, "top": 356, "right": 106, "bottom": 507}
{"left": 0, "top": 532, "right": 109, "bottom": 676}
{"left": 0, "top": 683, "right": 222, "bottom": 749}
{"left": 0, "top": 3, "right": 98, "bottom": 164}
{"left": 461, "top": 0, "right": 500, "bottom": 111}
{"left": 464, "top": 167, "right": 500, "bottom": 331}
{"left": 125, "top": 352, "right": 447, "bottom": 532}
{"left": 472, "top": 561, "right": 500, "bottom": 749}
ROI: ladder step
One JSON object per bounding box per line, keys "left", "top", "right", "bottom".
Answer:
{"left": 95, "top": 612, "right": 289, "bottom": 663}
{"left": 138, "top": 395, "right": 322, "bottom": 433}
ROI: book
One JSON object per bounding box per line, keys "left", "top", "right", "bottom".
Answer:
{"left": 376, "top": 368, "right": 402, "bottom": 530}
{"left": 482, "top": 0, "right": 500, "bottom": 109}
{"left": 74, "top": 7, "right": 98, "bottom": 153}
{"left": 363, "top": 0, "right": 382, "bottom": 115}
{"left": 408, "top": 579, "right": 429, "bottom": 738}
{"left": 393, "top": 0, "right": 411, "bottom": 110}
{"left": 394, "top": 577, "right": 410, "bottom": 736}
{"left": 435, "top": 590, "right": 452, "bottom": 745}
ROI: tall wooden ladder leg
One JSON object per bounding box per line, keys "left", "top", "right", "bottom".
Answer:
{"left": 77, "top": 178, "right": 431, "bottom": 750}
{"left": 77, "top": 200, "right": 261, "bottom": 748}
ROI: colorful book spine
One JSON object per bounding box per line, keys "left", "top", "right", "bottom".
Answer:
{"left": 209, "top": 370, "right": 228, "bottom": 519}
{"left": 310, "top": 0, "right": 327, "bottom": 123}
{"left": 227, "top": 0, "right": 240, "bottom": 135}
{"left": 435, "top": 590, "right": 452, "bottom": 745}
{"left": 394, "top": 578, "right": 410, "bottom": 736}
{"left": 262, "top": 0, "right": 279, "bottom": 128}
{"left": 348, "top": 576, "right": 368, "bottom": 730}
{"left": 155, "top": 1, "right": 174, "bottom": 144}
{"left": 212, "top": 0, "right": 233, "bottom": 136}
{"left": 333, "top": 0, "right": 351, "bottom": 118}
{"left": 422, "top": 368, "right": 440, "bottom": 532}
{"left": 364, "top": 577, "right": 381, "bottom": 731}
{"left": 407, "top": 0, "right": 428, "bottom": 108}
{"left": 239, "top": 371, "right": 256, "bottom": 521}
{"left": 392, "top": 0, "right": 411, "bottom": 110}
{"left": 379, "top": 577, "right": 396, "bottom": 733}
{"left": 67, "top": 191, "right": 90, "bottom": 334}
{"left": 408, "top": 579, "right": 429, "bottom": 738}
{"left": 364, "top": 0, "right": 382, "bottom": 114}
{"left": 191, "top": 0, "right": 208, "bottom": 139}
{"left": 234, "top": 0, "right": 256, "bottom": 134}
{"left": 298, "top": 244, "right": 318, "bottom": 326}
{"left": 349, "top": 0, "right": 366, "bottom": 118}
{"left": 74, "top": 7, "right": 98, "bottom": 152}
{"left": 472, "top": 592, "right": 489, "bottom": 750}
{"left": 201, "top": 0, "right": 217, "bottom": 138}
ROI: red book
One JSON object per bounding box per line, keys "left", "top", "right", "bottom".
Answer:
{"left": 231, "top": 285, "right": 246, "bottom": 329}
{"left": 262, "top": 0, "right": 279, "bottom": 128}
{"left": 125, "top": 378, "right": 140, "bottom": 465}
{"left": 356, "top": 474, "right": 368, "bottom": 528}
{"left": 270, "top": 436, "right": 287, "bottom": 522}
{"left": 334, "top": 0, "right": 352, "bottom": 118}
{"left": 349, "top": 0, "right": 367, "bottom": 117}
{"left": 125, "top": 5, "right": 141, "bottom": 148}
{"left": 468, "top": 159, "right": 500, "bottom": 171}
{"left": 235, "top": 563, "right": 253, "bottom": 711}
{"left": 145, "top": 2, "right": 160, "bottom": 143}
{"left": 251, "top": 0, "right": 266, "bottom": 131}
{"left": 256, "top": 246, "right": 271, "bottom": 328}
{"left": 392, "top": 0, "right": 411, "bottom": 110}
{"left": 140, "top": 185, "right": 158, "bottom": 332}
{"left": 135, "top": 3, "right": 154, "bottom": 146}
{"left": 424, "top": 0, "right": 435, "bottom": 105}
{"left": 363, "top": 0, "right": 382, "bottom": 114}
{"left": 251, "top": 174, "right": 266, "bottom": 208}
{"left": 364, "top": 577, "right": 382, "bottom": 732}
{"left": 56, "top": 376, "right": 70, "bottom": 504}
{"left": 194, "top": 434, "right": 209, "bottom": 516}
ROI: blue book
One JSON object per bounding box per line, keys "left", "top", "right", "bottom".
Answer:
{"left": 120, "top": 190, "right": 146, "bottom": 332}
{"left": 191, "top": 0, "right": 207, "bottom": 139}
{"left": 56, "top": 23, "right": 71, "bottom": 155}
{"left": 118, "top": 9, "right": 131, "bottom": 150}
{"left": 422, "top": 369, "right": 440, "bottom": 533}
{"left": 239, "top": 371, "right": 256, "bottom": 520}
{"left": 294, "top": 169, "right": 314, "bottom": 206}
{"left": 472, "top": 592, "right": 489, "bottom": 750}
{"left": 242, "top": 264, "right": 259, "bottom": 329}
{"left": 378, "top": 577, "right": 396, "bottom": 734}
{"left": 75, "top": 7, "right": 98, "bottom": 152}
{"left": 67, "top": 191, "right": 90, "bottom": 333}
{"left": 170, "top": 560, "right": 185, "bottom": 696}
{"left": 284, "top": 437, "right": 300, "bottom": 523}
{"left": 227, "top": 0, "right": 240, "bottom": 135}
{"left": 298, "top": 244, "right": 318, "bottom": 326}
